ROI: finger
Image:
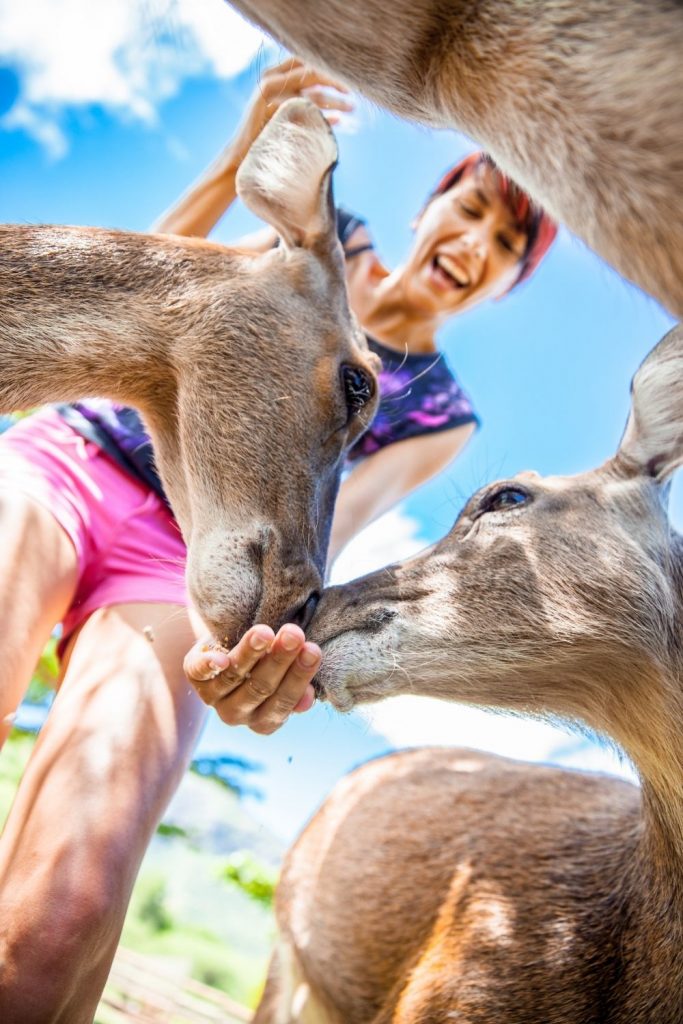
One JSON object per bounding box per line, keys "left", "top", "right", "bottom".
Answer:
{"left": 227, "top": 624, "right": 275, "bottom": 678}
{"left": 261, "top": 56, "right": 305, "bottom": 79}
{"left": 214, "top": 624, "right": 306, "bottom": 726}
{"left": 292, "top": 67, "right": 350, "bottom": 93}
{"left": 293, "top": 683, "right": 316, "bottom": 714}
{"left": 262, "top": 65, "right": 350, "bottom": 104}
{"left": 184, "top": 625, "right": 275, "bottom": 704}
{"left": 302, "top": 87, "right": 354, "bottom": 113}
{"left": 183, "top": 639, "right": 231, "bottom": 684}
{"left": 248, "top": 644, "right": 321, "bottom": 734}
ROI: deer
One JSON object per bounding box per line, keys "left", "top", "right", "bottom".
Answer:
{"left": 0, "top": 98, "right": 379, "bottom": 647}
{"left": 230, "top": 0, "right": 683, "bottom": 320}
{"left": 253, "top": 323, "right": 683, "bottom": 1023}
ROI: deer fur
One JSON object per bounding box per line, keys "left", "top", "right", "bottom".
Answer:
{"left": 230, "top": 0, "right": 683, "bottom": 318}
{"left": 254, "top": 324, "right": 683, "bottom": 1023}
{"left": 0, "top": 99, "right": 379, "bottom": 643}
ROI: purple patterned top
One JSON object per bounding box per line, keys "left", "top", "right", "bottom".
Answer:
{"left": 56, "top": 207, "right": 479, "bottom": 499}
{"left": 347, "top": 336, "right": 479, "bottom": 462}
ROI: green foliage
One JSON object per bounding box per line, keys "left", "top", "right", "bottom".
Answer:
{"left": 222, "top": 851, "right": 278, "bottom": 909}
{"left": 0, "top": 730, "right": 35, "bottom": 829}
{"left": 136, "top": 875, "right": 174, "bottom": 933}
{"left": 25, "top": 636, "right": 60, "bottom": 704}
{"left": 156, "top": 821, "right": 190, "bottom": 841}
{"left": 121, "top": 881, "right": 264, "bottom": 1005}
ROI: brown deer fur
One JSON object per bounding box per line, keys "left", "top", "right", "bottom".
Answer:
{"left": 254, "top": 325, "right": 683, "bottom": 1023}
{"left": 0, "top": 99, "right": 379, "bottom": 643}
{"left": 230, "top": 0, "right": 683, "bottom": 318}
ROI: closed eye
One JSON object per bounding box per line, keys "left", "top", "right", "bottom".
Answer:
{"left": 341, "top": 364, "right": 375, "bottom": 420}
{"left": 459, "top": 201, "right": 482, "bottom": 219}
{"left": 479, "top": 486, "right": 531, "bottom": 515}
{"left": 497, "top": 229, "right": 526, "bottom": 258}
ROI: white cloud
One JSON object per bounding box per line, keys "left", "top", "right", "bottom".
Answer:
{"left": 328, "top": 505, "right": 428, "bottom": 585}
{"left": 362, "top": 697, "right": 637, "bottom": 785}
{"left": 0, "top": 0, "right": 268, "bottom": 154}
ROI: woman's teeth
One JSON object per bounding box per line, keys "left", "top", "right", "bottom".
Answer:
{"left": 434, "top": 254, "right": 470, "bottom": 287}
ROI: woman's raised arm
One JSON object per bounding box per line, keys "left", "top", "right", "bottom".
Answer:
{"left": 329, "top": 423, "right": 475, "bottom": 563}
{"left": 152, "top": 58, "right": 352, "bottom": 239}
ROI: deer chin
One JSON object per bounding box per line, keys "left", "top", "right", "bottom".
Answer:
{"left": 315, "top": 624, "right": 405, "bottom": 711}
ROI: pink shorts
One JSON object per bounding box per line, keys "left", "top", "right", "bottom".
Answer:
{"left": 0, "top": 408, "right": 188, "bottom": 647}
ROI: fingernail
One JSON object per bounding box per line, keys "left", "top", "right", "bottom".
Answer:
{"left": 299, "top": 647, "right": 319, "bottom": 668}
{"left": 209, "top": 652, "right": 230, "bottom": 670}
{"left": 250, "top": 630, "right": 270, "bottom": 651}
{"left": 281, "top": 628, "right": 301, "bottom": 652}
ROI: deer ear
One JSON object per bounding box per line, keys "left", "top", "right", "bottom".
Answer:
{"left": 236, "top": 97, "right": 338, "bottom": 250}
{"left": 617, "top": 324, "right": 683, "bottom": 482}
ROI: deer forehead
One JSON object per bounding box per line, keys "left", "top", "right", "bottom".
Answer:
{"left": 240, "top": 248, "right": 355, "bottom": 336}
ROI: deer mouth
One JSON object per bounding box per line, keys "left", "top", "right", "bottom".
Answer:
{"left": 309, "top": 606, "right": 398, "bottom": 708}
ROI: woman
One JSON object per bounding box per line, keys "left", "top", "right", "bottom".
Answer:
{"left": 0, "top": 60, "right": 556, "bottom": 1019}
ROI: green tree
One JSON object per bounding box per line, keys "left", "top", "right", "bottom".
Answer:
{"left": 222, "top": 851, "right": 278, "bottom": 909}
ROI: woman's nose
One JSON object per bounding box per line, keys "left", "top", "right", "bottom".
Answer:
{"left": 460, "top": 228, "right": 487, "bottom": 258}
{"left": 459, "top": 230, "right": 488, "bottom": 272}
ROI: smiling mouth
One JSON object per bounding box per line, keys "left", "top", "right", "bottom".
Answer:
{"left": 433, "top": 254, "right": 471, "bottom": 289}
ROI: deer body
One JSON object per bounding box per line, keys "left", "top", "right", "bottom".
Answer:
{"left": 254, "top": 327, "right": 683, "bottom": 1022}
{"left": 263, "top": 750, "right": 683, "bottom": 1024}
{"left": 230, "top": 0, "right": 683, "bottom": 318}
{"left": 0, "top": 100, "right": 380, "bottom": 645}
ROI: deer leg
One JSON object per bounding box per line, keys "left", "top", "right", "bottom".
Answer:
{"left": 0, "top": 602, "right": 206, "bottom": 1024}
{"left": 0, "top": 486, "right": 78, "bottom": 749}
{"left": 253, "top": 941, "right": 336, "bottom": 1024}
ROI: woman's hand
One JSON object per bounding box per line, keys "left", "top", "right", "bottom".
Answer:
{"left": 183, "top": 623, "right": 320, "bottom": 735}
{"left": 153, "top": 57, "right": 352, "bottom": 239}
{"left": 227, "top": 57, "right": 353, "bottom": 169}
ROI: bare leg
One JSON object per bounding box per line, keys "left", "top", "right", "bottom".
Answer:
{"left": 0, "top": 491, "right": 78, "bottom": 748}
{"left": 0, "top": 602, "right": 206, "bottom": 1024}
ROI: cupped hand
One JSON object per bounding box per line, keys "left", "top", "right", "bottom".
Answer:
{"left": 184, "top": 623, "right": 320, "bottom": 735}
{"left": 229, "top": 57, "right": 353, "bottom": 167}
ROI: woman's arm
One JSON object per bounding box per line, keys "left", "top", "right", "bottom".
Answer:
{"left": 329, "top": 422, "right": 475, "bottom": 562}
{"left": 152, "top": 58, "right": 352, "bottom": 239}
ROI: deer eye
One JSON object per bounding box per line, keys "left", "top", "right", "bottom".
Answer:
{"left": 481, "top": 486, "right": 530, "bottom": 514}
{"left": 341, "top": 364, "right": 374, "bottom": 417}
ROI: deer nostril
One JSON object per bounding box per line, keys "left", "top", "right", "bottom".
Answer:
{"left": 289, "top": 591, "right": 320, "bottom": 632}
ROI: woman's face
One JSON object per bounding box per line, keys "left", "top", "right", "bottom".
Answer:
{"left": 403, "top": 163, "right": 528, "bottom": 317}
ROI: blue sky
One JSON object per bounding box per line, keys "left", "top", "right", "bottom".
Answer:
{"left": 2, "top": 1, "right": 680, "bottom": 841}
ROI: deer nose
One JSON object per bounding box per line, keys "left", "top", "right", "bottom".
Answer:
{"left": 285, "top": 590, "right": 320, "bottom": 632}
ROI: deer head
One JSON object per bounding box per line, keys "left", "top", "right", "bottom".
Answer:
{"left": 0, "top": 99, "right": 380, "bottom": 644}
{"left": 310, "top": 325, "right": 683, "bottom": 768}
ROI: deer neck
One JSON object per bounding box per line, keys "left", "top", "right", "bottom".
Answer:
{"left": 0, "top": 224, "right": 211, "bottom": 413}
{"left": 610, "top": 659, "right": 683, "bottom": 864}
{"left": 617, "top": 779, "right": 683, "bottom": 1023}
{"left": 612, "top": 610, "right": 683, "bottom": 1017}
{"left": 631, "top": 540, "right": 683, "bottom": 861}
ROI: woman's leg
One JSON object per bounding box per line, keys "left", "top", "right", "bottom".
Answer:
{"left": 0, "top": 601, "right": 207, "bottom": 1024}
{"left": 0, "top": 490, "right": 78, "bottom": 747}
